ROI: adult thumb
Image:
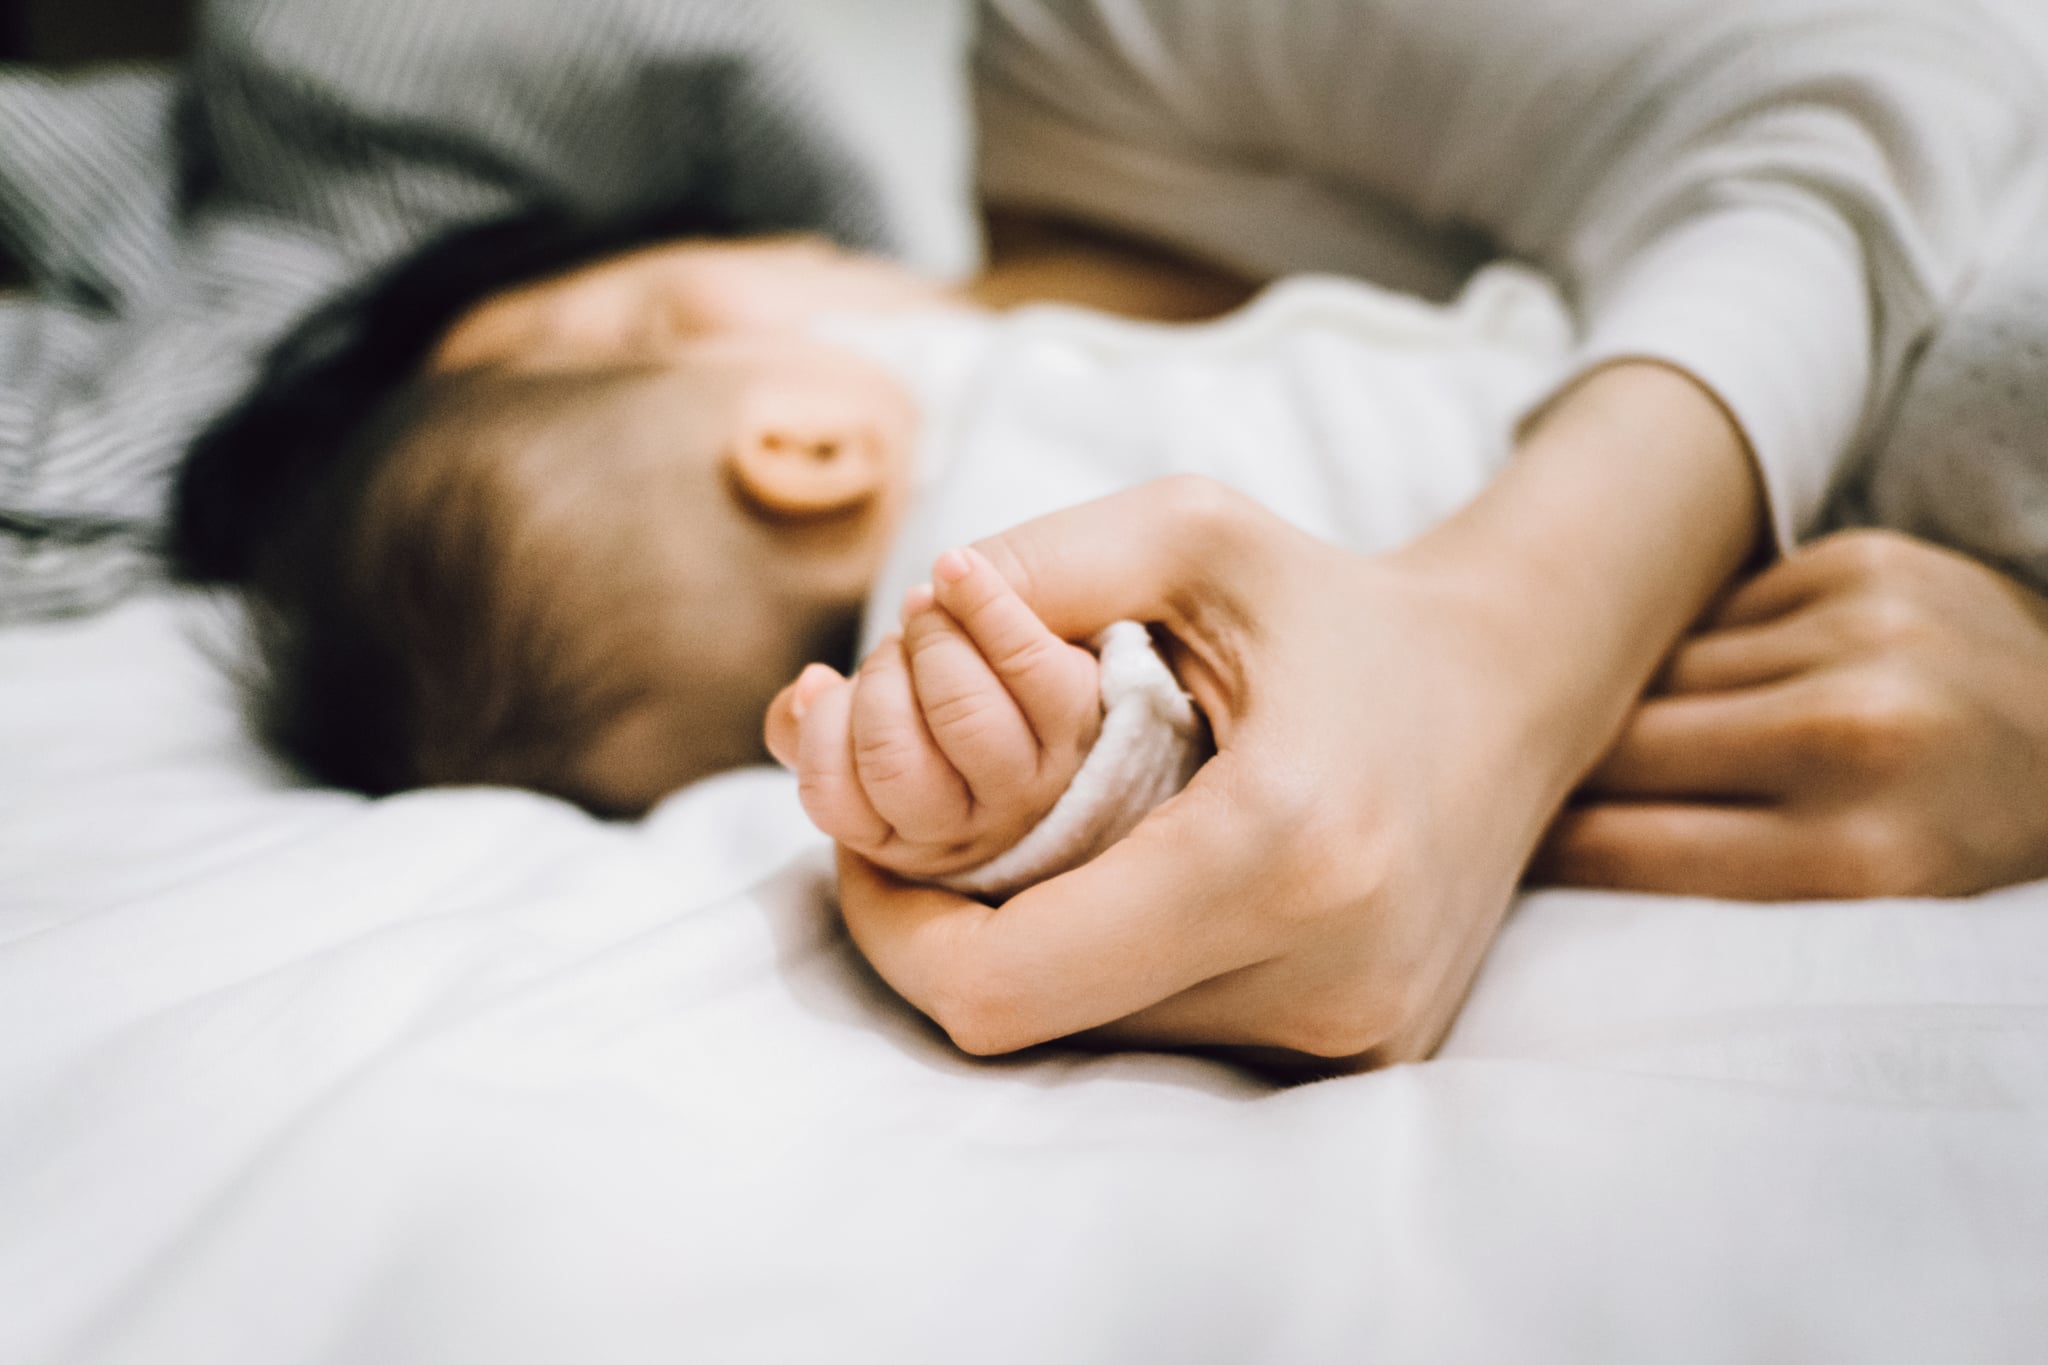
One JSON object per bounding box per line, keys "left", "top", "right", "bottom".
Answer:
{"left": 967, "top": 475, "right": 1270, "bottom": 642}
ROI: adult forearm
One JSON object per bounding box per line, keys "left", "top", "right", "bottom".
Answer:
{"left": 1407, "top": 360, "right": 1764, "bottom": 802}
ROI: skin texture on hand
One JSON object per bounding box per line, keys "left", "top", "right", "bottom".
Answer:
{"left": 833, "top": 361, "right": 1764, "bottom": 1068}
{"left": 1537, "top": 529, "right": 2048, "bottom": 899}
{"left": 764, "top": 546, "right": 1103, "bottom": 880}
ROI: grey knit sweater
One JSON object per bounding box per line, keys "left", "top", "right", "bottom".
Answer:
{"left": 1853, "top": 229, "right": 2048, "bottom": 594}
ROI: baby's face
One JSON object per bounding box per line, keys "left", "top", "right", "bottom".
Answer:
{"left": 423, "top": 237, "right": 940, "bottom": 808}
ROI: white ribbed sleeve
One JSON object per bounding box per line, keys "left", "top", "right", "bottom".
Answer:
{"left": 977, "top": 0, "right": 2048, "bottom": 548}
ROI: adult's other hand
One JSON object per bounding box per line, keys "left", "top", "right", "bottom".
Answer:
{"left": 1539, "top": 529, "right": 2048, "bottom": 899}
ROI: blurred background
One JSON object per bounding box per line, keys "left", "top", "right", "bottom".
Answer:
{"left": 1, "top": 0, "right": 196, "bottom": 285}
{"left": 0, "top": 0, "right": 194, "bottom": 64}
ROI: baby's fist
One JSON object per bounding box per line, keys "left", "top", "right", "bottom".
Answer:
{"left": 765, "top": 547, "right": 1103, "bottom": 881}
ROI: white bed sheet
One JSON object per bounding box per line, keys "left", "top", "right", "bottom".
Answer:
{"left": 4, "top": 591, "right": 2046, "bottom": 1364}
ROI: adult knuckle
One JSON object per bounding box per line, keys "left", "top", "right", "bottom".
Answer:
{"left": 1153, "top": 472, "right": 1238, "bottom": 522}
{"left": 1818, "top": 527, "right": 1920, "bottom": 585}
{"left": 928, "top": 974, "right": 1033, "bottom": 1057}
{"left": 1272, "top": 1010, "right": 1379, "bottom": 1061}
{"left": 1272, "top": 999, "right": 1371, "bottom": 1060}
{"left": 1538, "top": 812, "right": 1624, "bottom": 888}
{"left": 1151, "top": 474, "right": 1259, "bottom": 546}
{"left": 1826, "top": 812, "right": 1946, "bottom": 899}
{"left": 1808, "top": 668, "right": 1942, "bottom": 773}
{"left": 1272, "top": 976, "right": 1428, "bottom": 1063}
{"left": 1837, "top": 592, "right": 1926, "bottom": 654}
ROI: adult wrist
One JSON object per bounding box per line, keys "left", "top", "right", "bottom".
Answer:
{"left": 1399, "top": 360, "right": 1764, "bottom": 793}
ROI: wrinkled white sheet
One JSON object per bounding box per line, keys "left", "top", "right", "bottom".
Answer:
{"left": 6, "top": 595, "right": 2046, "bottom": 1364}
{"left": 5, "top": 275, "right": 2048, "bottom": 1361}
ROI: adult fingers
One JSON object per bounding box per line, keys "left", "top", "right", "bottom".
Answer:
{"left": 1531, "top": 802, "right": 1824, "bottom": 900}
{"left": 925, "top": 546, "right": 1101, "bottom": 754}
{"left": 1710, "top": 528, "right": 1925, "bottom": 630}
{"left": 836, "top": 762, "right": 1269, "bottom": 1055}
{"left": 794, "top": 673, "right": 894, "bottom": 855}
{"left": 1582, "top": 684, "right": 1824, "bottom": 798}
{"left": 849, "top": 635, "right": 974, "bottom": 843}
{"left": 1662, "top": 590, "right": 1933, "bottom": 696}
{"left": 899, "top": 598, "right": 1044, "bottom": 802}
{"left": 1658, "top": 616, "right": 1820, "bottom": 695}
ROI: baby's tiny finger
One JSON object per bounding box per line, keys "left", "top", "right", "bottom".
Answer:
{"left": 902, "top": 606, "right": 1040, "bottom": 802}
{"left": 764, "top": 685, "right": 801, "bottom": 768}
{"left": 795, "top": 674, "right": 894, "bottom": 854}
{"left": 900, "top": 582, "right": 936, "bottom": 624}
{"left": 930, "top": 546, "right": 1100, "bottom": 750}
{"left": 851, "top": 636, "right": 975, "bottom": 844}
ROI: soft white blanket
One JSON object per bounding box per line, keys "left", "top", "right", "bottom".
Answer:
{"left": 4, "top": 276, "right": 2046, "bottom": 1362}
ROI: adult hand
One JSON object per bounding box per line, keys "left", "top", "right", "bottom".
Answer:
{"left": 835, "top": 477, "right": 1569, "bottom": 1065}
{"left": 1537, "top": 529, "right": 2048, "bottom": 899}
{"left": 837, "top": 363, "right": 1760, "bottom": 1066}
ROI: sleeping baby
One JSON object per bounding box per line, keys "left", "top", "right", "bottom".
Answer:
{"left": 178, "top": 224, "right": 1571, "bottom": 895}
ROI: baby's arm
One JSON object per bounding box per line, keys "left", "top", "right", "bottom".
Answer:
{"left": 765, "top": 547, "right": 1205, "bottom": 895}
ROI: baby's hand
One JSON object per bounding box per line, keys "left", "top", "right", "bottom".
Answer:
{"left": 765, "top": 547, "right": 1103, "bottom": 881}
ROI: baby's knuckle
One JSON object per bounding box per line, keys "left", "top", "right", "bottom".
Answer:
{"left": 792, "top": 771, "right": 834, "bottom": 819}
{"left": 851, "top": 730, "right": 921, "bottom": 787}
{"left": 986, "top": 630, "right": 1056, "bottom": 680}
{"left": 795, "top": 776, "right": 873, "bottom": 844}
{"left": 921, "top": 686, "right": 1004, "bottom": 740}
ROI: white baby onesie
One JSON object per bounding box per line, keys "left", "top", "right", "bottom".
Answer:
{"left": 818, "top": 263, "right": 1576, "bottom": 896}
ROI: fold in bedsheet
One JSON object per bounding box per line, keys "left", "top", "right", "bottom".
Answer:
{"left": 3, "top": 591, "right": 2046, "bottom": 1364}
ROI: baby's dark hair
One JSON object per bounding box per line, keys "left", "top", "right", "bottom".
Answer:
{"left": 170, "top": 200, "right": 747, "bottom": 807}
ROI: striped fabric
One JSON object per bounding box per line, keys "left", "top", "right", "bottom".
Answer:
{"left": 0, "top": 0, "right": 899, "bottom": 622}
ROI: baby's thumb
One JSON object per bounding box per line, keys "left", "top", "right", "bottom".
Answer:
{"left": 764, "top": 663, "right": 842, "bottom": 768}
